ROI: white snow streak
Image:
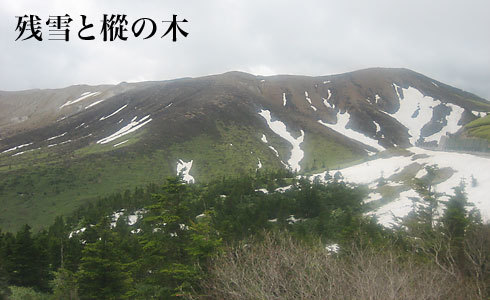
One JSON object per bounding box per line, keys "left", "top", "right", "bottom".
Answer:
{"left": 1, "top": 143, "right": 33, "bottom": 154}
{"left": 282, "top": 93, "right": 287, "bottom": 106}
{"left": 85, "top": 99, "right": 105, "bottom": 109}
{"left": 318, "top": 111, "right": 384, "bottom": 151}
{"left": 60, "top": 92, "right": 100, "bottom": 109}
{"left": 100, "top": 104, "right": 128, "bottom": 121}
{"left": 113, "top": 140, "right": 129, "bottom": 147}
{"left": 258, "top": 109, "right": 304, "bottom": 172}
{"left": 47, "top": 132, "right": 67, "bottom": 141}
{"left": 97, "top": 115, "right": 152, "bottom": 144}
{"left": 304, "top": 91, "right": 312, "bottom": 104}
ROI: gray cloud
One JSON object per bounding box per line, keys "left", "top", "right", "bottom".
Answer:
{"left": 1, "top": 0, "right": 489, "bottom": 100}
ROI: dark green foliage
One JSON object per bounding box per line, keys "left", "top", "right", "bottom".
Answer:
{"left": 76, "top": 218, "right": 133, "bottom": 300}
{"left": 0, "top": 171, "right": 486, "bottom": 299}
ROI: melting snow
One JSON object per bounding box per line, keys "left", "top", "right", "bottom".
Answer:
{"left": 177, "top": 159, "right": 195, "bottom": 183}
{"left": 68, "top": 227, "right": 86, "bottom": 239}
{"left": 257, "top": 158, "right": 262, "bottom": 169}
{"left": 1, "top": 143, "right": 33, "bottom": 154}
{"left": 391, "top": 85, "right": 443, "bottom": 145}
{"left": 275, "top": 185, "right": 292, "bottom": 193}
{"left": 100, "top": 104, "right": 128, "bottom": 121}
{"left": 75, "top": 123, "right": 85, "bottom": 129}
{"left": 323, "top": 80, "right": 331, "bottom": 84}
{"left": 97, "top": 115, "right": 152, "bottom": 144}
{"left": 113, "top": 140, "right": 128, "bottom": 147}
{"left": 261, "top": 134, "right": 268, "bottom": 143}
{"left": 305, "top": 91, "right": 312, "bottom": 104}
{"left": 375, "top": 94, "right": 381, "bottom": 103}
{"left": 60, "top": 92, "right": 101, "bottom": 109}
{"left": 85, "top": 99, "right": 105, "bottom": 109}
{"left": 311, "top": 147, "right": 490, "bottom": 226}
{"left": 47, "top": 132, "right": 67, "bottom": 141}
{"left": 323, "top": 97, "right": 333, "bottom": 109}
{"left": 258, "top": 109, "right": 304, "bottom": 172}
{"left": 367, "top": 189, "right": 417, "bottom": 228}
{"left": 318, "top": 111, "right": 384, "bottom": 151}
{"left": 325, "top": 243, "right": 340, "bottom": 253}
{"left": 431, "top": 82, "right": 439, "bottom": 87}
{"left": 326, "top": 89, "right": 332, "bottom": 100}
{"left": 373, "top": 121, "right": 381, "bottom": 133}
{"left": 365, "top": 192, "right": 383, "bottom": 204}
{"left": 282, "top": 93, "right": 287, "bottom": 106}
{"left": 255, "top": 188, "right": 268, "bottom": 194}
{"left": 425, "top": 104, "right": 465, "bottom": 143}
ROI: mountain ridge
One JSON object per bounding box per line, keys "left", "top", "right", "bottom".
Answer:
{"left": 0, "top": 67, "right": 489, "bottom": 231}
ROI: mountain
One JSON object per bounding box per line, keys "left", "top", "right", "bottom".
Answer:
{"left": 0, "top": 67, "right": 489, "bottom": 231}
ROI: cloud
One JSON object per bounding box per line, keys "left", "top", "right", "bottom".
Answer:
{"left": 0, "top": 0, "right": 489, "bottom": 100}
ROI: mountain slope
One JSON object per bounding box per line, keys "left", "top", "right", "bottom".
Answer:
{"left": 0, "top": 68, "right": 489, "bottom": 231}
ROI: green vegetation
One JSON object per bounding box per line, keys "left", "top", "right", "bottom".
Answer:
{"left": 465, "top": 114, "right": 490, "bottom": 141}
{"left": 0, "top": 122, "right": 363, "bottom": 232}
{"left": 0, "top": 171, "right": 487, "bottom": 299}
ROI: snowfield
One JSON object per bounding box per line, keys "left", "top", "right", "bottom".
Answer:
{"left": 390, "top": 84, "right": 465, "bottom": 145}
{"left": 311, "top": 147, "right": 490, "bottom": 227}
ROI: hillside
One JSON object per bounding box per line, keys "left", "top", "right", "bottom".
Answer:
{"left": 0, "top": 67, "right": 489, "bottom": 231}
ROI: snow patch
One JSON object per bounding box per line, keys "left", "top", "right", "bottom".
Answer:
{"left": 318, "top": 111, "right": 384, "bottom": 151}
{"left": 1, "top": 143, "right": 33, "bottom": 154}
{"left": 275, "top": 185, "right": 292, "bottom": 193}
{"left": 97, "top": 115, "right": 152, "bottom": 144}
{"left": 391, "top": 85, "right": 443, "bottom": 145}
{"left": 323, "top": 80, "right": 331, "bottom": 84}
{"left": 425, "top": 104, "right": 465, "bottom": 143}
{"left": 257, "top": 158, "right": 262, "bottom": 169}
{"left": 85, "top": 99, "right": 105, "bottom": 109}
{"left": 364, "top": 192, "right": 383, "bottom": 204}
{"left": 47, "top": 132, "right": 67, "bottom": 141}
{"left": 325, "top": 243, "right": 340, "bottom": 253}
{"left": 311, "top": 147, "right": 490, "bottom": 225}
{"left": 261, "top": 134, "right": 268, "bottom": 143}
{"left": 177, "top": 159, "right": 195, "bottom": 183}
{"left": 282, "top": 93, "right": 287, "bottom": 106}
{"left": 367, "top": 189, "right": 418, "bottom": 228}
{"left": 60, "top": 92, "right": 100, "bottom": 109}
{"left": 255, "top": 188, "right": 268, "bottom": 194}
{"left": 100, "top": 104, "right": 128, "bottom": 121}
{"left": 113, "top": 140, "right": 129, "bottom": 147}
{"left": 258, "top": 109, "right": 304, "bottom": 172}
{"left": 304, "top": 91, "right": 312, "bottom": 104}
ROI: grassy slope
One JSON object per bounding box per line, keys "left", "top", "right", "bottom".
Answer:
{"left": 0, "top": 122, "right": 363, "bottom": 232}
{"left": 464, "top": 115, "right": 490, "bottom": 141}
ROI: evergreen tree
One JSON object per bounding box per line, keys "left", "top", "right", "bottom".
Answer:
{"left": 9, "top": 224, "right": 49, "bottom": 291}
{"left": 76, "top": 217, "right": 132, "bottom": 299}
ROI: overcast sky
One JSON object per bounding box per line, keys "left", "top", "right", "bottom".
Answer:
{"left": 1, "top": 0, "right": 489, "bottom": 99}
